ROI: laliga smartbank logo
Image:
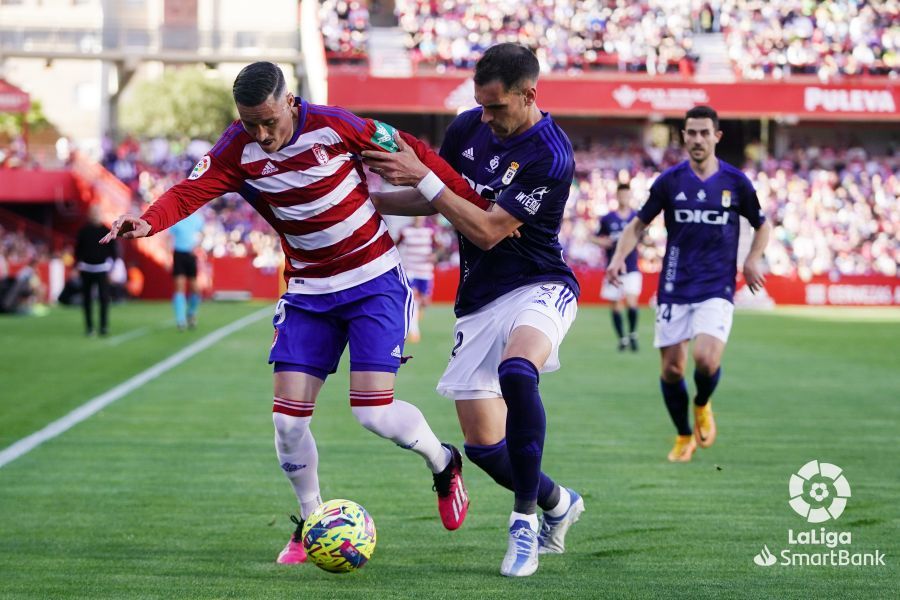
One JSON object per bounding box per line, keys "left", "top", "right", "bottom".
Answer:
{"left": 752, "top": 460, "right": 885, "bottom": 568}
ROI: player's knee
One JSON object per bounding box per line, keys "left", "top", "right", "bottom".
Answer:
{"left": 498, "top": 357, "right": 540, "bottom": 401}
{"left": 351, "top": 405, "right": 389, "bottom": 433}
{"left": 694, "top": 356, "right": 720, "bottom": 376}
{"left": 662, "top": 363, "right": 685, "bottom": 382}
{"left": 273, "top": 410, "right": 312, "bottom": 453}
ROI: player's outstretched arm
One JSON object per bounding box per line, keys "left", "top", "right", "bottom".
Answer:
{"left": 742, "top": 220, "right": 770, "bottom": 294}
{"left": 370, "top": 189, "right": 437, "bottom": 216}
{"left": 607, "top": 218, "right": 646, "bottom": 285}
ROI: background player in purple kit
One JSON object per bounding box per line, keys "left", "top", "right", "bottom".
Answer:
{"left": 607, "top": 105, "right": 770, "bottom": 463}
{"left": 597, "top": 182, "right": 642, "bottom": 352}
{"left": 363, "top": 43, "right": 584, "bottom": 578}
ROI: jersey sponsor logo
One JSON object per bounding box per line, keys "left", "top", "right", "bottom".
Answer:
{"left": 514, "top": 186, "right": 550, "bottom": 215}
{"left": 675, "top": 191, "right": 688, "bottom": 201}
{"left": 312, "top": 143, "right": 330, "bottom": 165}
{"left": 722, "top": 190, "right": 732, "bottom": 208}
{"left": 502, "top": 161, "right": 519, "bottom": 185}
{"left": 462, "top": 147, "right": 475, "bottom": 160}
{"left": 261, "top": 160, "right": 278, "bottom": 176}
{"left": 487, "top": 155, "right": 500, "bottom": 172}
{"left": 674, "top": 208, "right": 729, "bottom": 225}
{"left": 188, "top": 155, "right": 211, "bottom": 180}
{"left": 371, "top": 120, "right": 399, "bottom": 152}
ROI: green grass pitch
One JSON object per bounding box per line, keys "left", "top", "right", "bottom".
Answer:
{"left": 1, "top": 301, "right": 897, "bottom": 599}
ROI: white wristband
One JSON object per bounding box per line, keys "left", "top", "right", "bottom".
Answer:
{"left": 416, "top": 171, "right": 446, "bottom": 203}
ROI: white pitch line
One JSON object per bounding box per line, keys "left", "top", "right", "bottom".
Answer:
{"left": 0, "top": 306, "right": 271, "bottom": 469}
{"left": 104, "top": 325, "right": 152, "bottom": 346}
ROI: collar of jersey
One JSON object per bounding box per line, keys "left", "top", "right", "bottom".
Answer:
{"left": 281, "top": 97, "right": 308, "bottom": 150}
{"left": 682, "top": 158, "right": 722, "bottom": 184}
{"left": 485, "top": 110, "right": 552, "bottom": 148}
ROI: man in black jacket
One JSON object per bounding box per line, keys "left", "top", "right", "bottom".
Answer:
{"left": 75, "top": 206, "right": 117, "bottom": 336}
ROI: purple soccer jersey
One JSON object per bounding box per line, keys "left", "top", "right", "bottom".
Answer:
{"left": 438, "top": 108, "right": 580, "bottom": 317}
{"left": 598, "top": 210, "right": 639, "bottom": 273}
{"left": 269, "top": 267, "right": 413, "bottom": 376}
{"left": 638, "top": 160, "right": 765, "bottom": 305}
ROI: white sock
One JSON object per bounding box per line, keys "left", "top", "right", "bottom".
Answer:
{"left": 273, "top": 412, "right": 321, "bottom": 520}
{"left": 351, "top": 399, "right": 451, "bottom": 473}
{"left": 544, "top": 487, "right": 572, "bottom": 518}
{"left": 510, "top": 511, "right": 539, "bottom": 531}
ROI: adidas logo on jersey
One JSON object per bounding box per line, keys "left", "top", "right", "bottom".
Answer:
{"left": 675, "top": 191, "right": 688, "bottom": 201}
{"left": 391, "top": 345, "right": 402, "bottom": 358}
{"left": 261, "top": 161, "right": 278, "bottom": 176}
{"left": 462, "top": 147, "right": 475, "bottom": 160}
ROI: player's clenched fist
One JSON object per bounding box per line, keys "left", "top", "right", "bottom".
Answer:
{"left": 100, "top": 215, "right": 151, "bottom": 244}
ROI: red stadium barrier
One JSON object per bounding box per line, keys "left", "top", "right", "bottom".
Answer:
{"left": 328, "top": 71, "right": 900, "bottom": 121}
{"left": 432, "top": 266, "right": 899, "bottom": 307}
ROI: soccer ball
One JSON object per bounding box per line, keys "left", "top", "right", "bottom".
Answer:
{"left": 301, "top": 499, "right": 376, "bottom": 573}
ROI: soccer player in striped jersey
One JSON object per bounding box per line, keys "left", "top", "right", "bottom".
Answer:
{"left": 101, "top": 61, "right": 480, "bottom": 564}
{"left": 364, "top": 44, "right": 584, "bottom": 577}
{"left": 396, "top": 216, "right": 436, "bottom": 343}
{"left": 607, "top": 106, "right": 770, "bottom": 463}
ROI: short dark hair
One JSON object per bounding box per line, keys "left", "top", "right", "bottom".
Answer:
{"left": 233, "top": 62, "right": 286, "bottom": 106}
{"left": 685, "top": 105, "right": 719, "bottom": 130}
{"left": 617, "top": 182, "right": 631, "bottom": 192}
{"left": 474, "top": 43, "right": 540, "bottom": 92}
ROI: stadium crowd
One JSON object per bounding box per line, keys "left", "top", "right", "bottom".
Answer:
{"left": 319, "top": 0, "right": 899, "bottom": 80}
{"left": 393, "top": 0, "right": 698, "bottom": 74}
{"left": 721, "top": 0, "right": 900, "bottom": 81}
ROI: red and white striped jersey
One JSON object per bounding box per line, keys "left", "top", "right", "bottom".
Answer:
{"left": 140, "top": 98, "right": 487, "bottom": 294}
{"left": 397, "top": 225, "right": 435, "bottom": 280}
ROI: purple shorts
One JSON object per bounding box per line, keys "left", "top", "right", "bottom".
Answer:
{"left": 269, "top": 267, "right": 413, "bottom": 378}
{"left": 409, "top": 277, "right": 433, "bottom": 298}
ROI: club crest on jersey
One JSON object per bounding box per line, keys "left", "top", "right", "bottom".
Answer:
{"left": 721, "top": 190, "right": 732, "bottom": 208}
{"left": 371, "top": 120, "right": 399, "bottom": 152}
{"left": 515, "top": 185, "right": 549, "bottom": 215}
{"left": 487, "top": 155, "right": 500, "bottom": 173}
{"left": 312, "top": 143, "right": 329, "bottom": 166}
{"left": 502, "top": 161, "right": 519, "bottom": 185}
{"left": 188, "top": 155, "right": 211, "bottom": 180}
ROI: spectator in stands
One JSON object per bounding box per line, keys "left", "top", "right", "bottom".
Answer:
{"left": 75, "top": 206, "right": 117, "bottom": 336}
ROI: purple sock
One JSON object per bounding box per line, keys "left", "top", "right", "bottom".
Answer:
{"left": 499, "top": 357, "right": 545, "bottom": 515}
{"left": 611, "top": 310, "right": 624, "bottom": 338}
{"left": 694, "top": 368, "right": 721, "bottom": 407}
{"left": 660, "top": 377, "right": 691, "bottom": 435}
{"left": 464, "top": 440, "right": 560, "bottom": 511}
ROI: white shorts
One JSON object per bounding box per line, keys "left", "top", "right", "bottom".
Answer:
{"left": 437, "top": 283, "right": 578, "bottom": 400}
{"left": 601, "top": 271, "right": 642, "bottom": 301}
{"left": 653, "top": 298, "right": 734, "bottom": 348}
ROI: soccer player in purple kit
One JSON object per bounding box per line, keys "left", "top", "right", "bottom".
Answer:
{"left": 607, "top": 106, "right": 770, "bottom": 462}
{"left": 597, "top": 182, "right": 642, "bottom": 352}
{"left": 363, "top": 43, "right": 584, "bottom": 577}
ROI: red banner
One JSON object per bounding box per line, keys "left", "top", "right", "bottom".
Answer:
{"left": 432, "top": 267, "right": 899, "bottom": 307}
{"left": 0, "top": 78, "right": 30, "bottom": 114}
{"left": 327, "top": 70, "right": 900, "bottom": 121}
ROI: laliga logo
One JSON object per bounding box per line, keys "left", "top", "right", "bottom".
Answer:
{"left": 788, "top": 460, "right": 851, "bottom": 523}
